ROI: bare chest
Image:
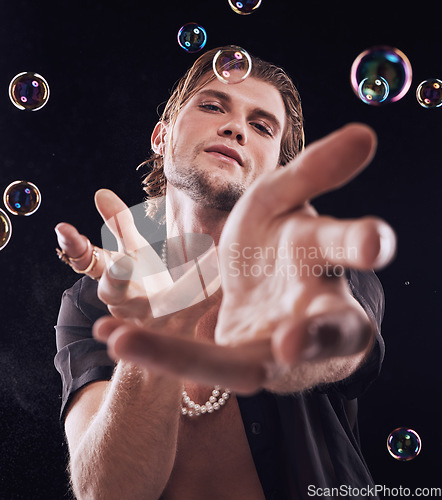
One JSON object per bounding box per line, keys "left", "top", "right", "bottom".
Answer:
{"left": 161, "top": 383, "right": 266, "bottom": 500}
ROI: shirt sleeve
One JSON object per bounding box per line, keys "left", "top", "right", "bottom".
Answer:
{"left": 327, "top": 268, "right": 386, "bottom": 400}
{"left": 54, "top": 276, "right": 116, "bottom": 421}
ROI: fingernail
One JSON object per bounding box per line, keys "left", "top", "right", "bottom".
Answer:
{"left": 373, "top": 223, "right": 396, "bottom": 269}
{"left": 54, "top": 227, "right": 68, "bottom": 245}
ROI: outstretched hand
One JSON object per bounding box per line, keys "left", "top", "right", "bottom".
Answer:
{"left": 87, "top": 123, "right": 396, "bottom": 394}
{"left": 56, "top": 189, "right": 223, "bottom": 340}
{"left": 58, "top": 124, "right": 395, "bottom": 393}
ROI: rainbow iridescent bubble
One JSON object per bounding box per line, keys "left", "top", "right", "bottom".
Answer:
{"left": 9, "top": 72, "right": 50, "bottom": 111}
{"left": 228, "top": 0, "right": 262, "bottom": 15}
{"left": 358, "top": 76, "right": 389, "bottom": 104}
{"left": 177, "top": 23, "right": 207, "bottom": 53}
{"left": 0, "top": 208, "right": 12, "bottom": 251}
{"left": 3, "top": 180, "right": 41, "bottom": 216}
{"left": 387, "top": 427, "right": 421, "bottom": 461}
{"left": 351, "top": 46, "right": 412, "bottom": 105}
{"left": 416, "top": 78, "right": 442, "bottom": 108}
{"left": 213, "top": 46, "right": 252, "bottom": 84}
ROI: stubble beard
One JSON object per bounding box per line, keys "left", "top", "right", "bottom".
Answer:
{"left": 165, "top": 143, "right": 252, "bottom": 212}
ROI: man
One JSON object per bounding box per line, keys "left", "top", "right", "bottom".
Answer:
{"left": 54, "top": 46, "right": 395, "bottom": 499}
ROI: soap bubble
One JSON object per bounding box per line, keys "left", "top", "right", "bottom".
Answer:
{"left": 228, "top": 0, "right": 262, "bottom": 15}
{"left": 213, "top": 46, "right": 252, "bottom": 84}
{"left": 3, "top": 181, "right": 41, "bottom": 216}
{"left": 351, "top": 46, "right": 412, "bottom": 105}
{"left": 358, "top": 76, "right": 389, "bottom": 104}
{"left": 0, "top": 209, "right": 12, "bottom": 251}
{"left": 9, "top": 72, "right": 50, "bottom": 111}
{"left": 387, "top": 427, "right": 421, "bottom": 461}
{"left": 416, "top": 78, "right": 442, "bottom": 108}
{"left": 177, "top": 23, "right": 207, "bottom": 53}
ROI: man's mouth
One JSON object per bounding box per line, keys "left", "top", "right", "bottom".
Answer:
{"left": 204, "top": 145, "right": 243, "bottom": 167}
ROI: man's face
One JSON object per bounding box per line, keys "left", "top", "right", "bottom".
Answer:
{"left": 159, "top": 76, "right": 287, "bottom": 211}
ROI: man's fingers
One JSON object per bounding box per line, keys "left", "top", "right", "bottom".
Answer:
{"left": 95, "top": 189, "right": 152, "bottom": 254}
{"left": 55, "top": 222, "right": 105, "bottom": 279}
{"left": 337, "top": 216, "right": 396, "bottom": 270}
{"left": 286, "top": 214, "right": 397, "bottom": 271}
{"left": 93, "top": 315, "right": 127, "bottom": 343}
{"left": 272, "top": 306, "right": 374, "bottom": 365}
{"left": 240, "top": 123, "right": 377, "bottom": 222}
{"left": 97, "top": 255, "right": 134, "bottom": 306}
{"left": 104, "top": 324, "right": 273, "bottom": 394}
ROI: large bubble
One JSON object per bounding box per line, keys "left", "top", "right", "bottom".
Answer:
{"left": 213, "top": 46, "right": 252, "bottom": 84}
{"left": 416, "top": 78, "right": 442, "bottom": 108}
{"left": 177, "top": 23, "right": 207, "bottom": 53}
{"left": 3, "top": 181, "right": 41, "bottom": 216}
{"left": 9, "top": 72, "right": 50, "bottom": 111}
{"left": 387, "top": 427, "right": 421, "bottom": 461}
{"left": 351, "top": 46, "right": 412, "bottom": 105}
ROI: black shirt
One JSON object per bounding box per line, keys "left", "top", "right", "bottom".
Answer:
{"left": 54, "top": 268, "right": 384, "bottom": 500}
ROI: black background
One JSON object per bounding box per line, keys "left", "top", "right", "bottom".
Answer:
{"left": 0, "top": 1, "right": 441, "bottom": 498}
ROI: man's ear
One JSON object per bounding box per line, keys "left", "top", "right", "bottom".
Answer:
{"left": 151, "top": 121, "right": 168, "bottom": 155}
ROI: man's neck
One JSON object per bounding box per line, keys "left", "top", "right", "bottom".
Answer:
{"left": 165, "top": 184, "right": 229, "bottom": 246}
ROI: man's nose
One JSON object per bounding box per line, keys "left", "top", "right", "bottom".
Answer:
{"left": 218, "top": 118, "right": 247, "bottom": 145}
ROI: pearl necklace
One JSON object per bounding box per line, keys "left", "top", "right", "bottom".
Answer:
{"left": 161, "top": 239, "right": 231, "bottom": 417}
{"left": 181, "top": 385, "right": 231, "bottom": 416}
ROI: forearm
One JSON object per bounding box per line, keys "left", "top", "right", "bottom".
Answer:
{"left": 70, "top": 361, "right": 183, "bottom": 500}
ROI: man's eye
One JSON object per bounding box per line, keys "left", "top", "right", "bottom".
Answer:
{"left": 252, "top": 123, "right": 272, "bottom": 136}
{"left": 199, "top": 103, "right": 222, "bottom": 112}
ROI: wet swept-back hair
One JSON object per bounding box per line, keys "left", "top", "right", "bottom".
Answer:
{"left": 138, "top": 46, "right": 304, "bottom": 222}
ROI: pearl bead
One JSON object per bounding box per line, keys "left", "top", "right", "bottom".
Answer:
{"left": 209, "top": 396, "right": 216, "bottom": 403}
{"left": 212, "top": 389, "right": 220, "bottom": 397}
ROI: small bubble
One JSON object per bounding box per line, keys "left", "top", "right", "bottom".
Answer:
{"left": 351, "top": 46, "right": 412, "bottom": 105}
{"left": 416, "top": 78, "right": 442, "bottom": 108}
{"left": 387, "top": 427, "right": 421, "bottom": 461}
{"left": 9, "top": 72, "right": 50, "bottom": 111}
{"left": 177, "top": 22, "right": 207, "bottom": 53}
{"left": 228, "top": 0, "right": 262, "bottom": 15}
{"left": 0, "top": 209, "right": 12, "bottom": 251}
{"left": 3, "top": 180, "right": 41, "bottom": 216}
{"left": 358, "top": 76, "right": 389, "bottom": 104}
{"left": 213, "top": 46, "right": 252, "bottom": 84}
